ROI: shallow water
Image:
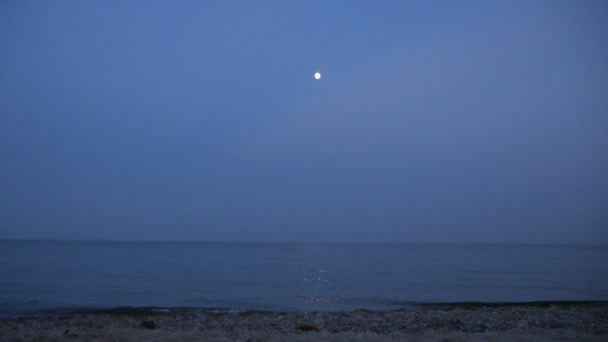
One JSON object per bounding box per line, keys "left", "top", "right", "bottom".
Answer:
{"left": 1, "top": 241, "right": 607, "bottom": 315}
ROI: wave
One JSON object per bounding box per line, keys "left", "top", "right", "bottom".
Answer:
{"left": 3, "top": 300, "right": 607, "bottom": 319}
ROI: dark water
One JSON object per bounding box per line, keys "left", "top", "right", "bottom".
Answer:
{"left": 1, "top": 241, "right": 607, "bottom": 316}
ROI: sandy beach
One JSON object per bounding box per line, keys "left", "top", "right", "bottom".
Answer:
{"left": 1, "top": 302, "right": 607, "bottom": 341}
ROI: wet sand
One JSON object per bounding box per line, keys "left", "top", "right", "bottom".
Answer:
{"left": 1, "top": 302, "right": 607, "bottom": 341}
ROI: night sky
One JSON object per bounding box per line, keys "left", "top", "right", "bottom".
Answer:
{"left": 1, "top": 1, "right": 607, "bottom": 243}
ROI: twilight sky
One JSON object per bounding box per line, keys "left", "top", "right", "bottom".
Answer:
{"left": 1, "top": 1, "right": 607, "bottom": 243}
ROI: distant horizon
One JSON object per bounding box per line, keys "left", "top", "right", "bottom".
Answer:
{"left": 1, "top": 238, "right": 606, "bottom": 246}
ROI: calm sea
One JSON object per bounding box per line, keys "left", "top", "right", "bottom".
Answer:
{"left": 1, "top": 241, "right": 607, "bottom": 316}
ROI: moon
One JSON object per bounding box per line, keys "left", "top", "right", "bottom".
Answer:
{"left": 314, "top": 72, "right": 322, "bottom": 80}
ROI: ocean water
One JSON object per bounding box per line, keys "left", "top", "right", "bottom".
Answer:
{"left": 0, "top": 241, "right": 607, "bottom": 316}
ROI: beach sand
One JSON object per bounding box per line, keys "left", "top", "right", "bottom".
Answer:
{"left": 1, "top": 302, "right": 607, "bottom": 341}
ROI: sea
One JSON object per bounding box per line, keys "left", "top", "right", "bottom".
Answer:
{"left": 1, "top": 241, "right": 607, "bottom": 317}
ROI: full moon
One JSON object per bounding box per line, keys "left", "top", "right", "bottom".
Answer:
{"left": 314, "top": 72, "right": 321, "bottom": 80}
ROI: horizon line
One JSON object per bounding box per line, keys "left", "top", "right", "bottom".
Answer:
{"left": 0, "top": 238, "right": 606, "bottom": 246}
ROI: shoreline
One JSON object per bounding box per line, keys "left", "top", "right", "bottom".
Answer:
{"left": 5, "top": 300, "right": 608, "bottom": 317}
{"left": 2, "top": 302, "right": 607, "bottom": 341}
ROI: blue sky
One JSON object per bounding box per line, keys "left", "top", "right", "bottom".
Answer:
{"left": 1, "top": 0, "right": 607, "bottom": 243}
